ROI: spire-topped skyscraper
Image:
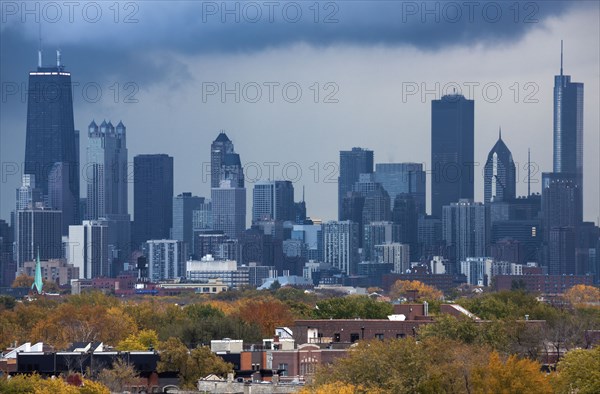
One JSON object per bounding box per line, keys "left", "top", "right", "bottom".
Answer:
{"left": 552, "top": 40, "right": 584, "bottom": 220}
{"left": 24, "top": 49, "right": 79, "bottom": 232}
{"left": 484, "top": 127, "right": 516, "bottom": 203}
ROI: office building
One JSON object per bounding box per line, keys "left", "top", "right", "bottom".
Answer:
{"left": 484, "top": 130, "right": 516, "bottom": 203}
{"left": 133, "top": 154, "right": 174, "bottom": 248}
{"left": 338, "top": 148, "right": 373, "bottom": 219}
{"left": 431, "top": 94, "right": 474, "bottom": 217}
{"left": 553, "top": 42, "right": 584, "bottom": 212}
{"left": 15, "top": 208, "right": 62, "bottom": 269}
{"left": 24, "top": 50, "right": 79, "bottom": 229}
{"left": 212, "top": 180, "right": 246, "bottom": 239}
{"left": 375, "top": 163, "right": 426, "bottom": 215}
{"left": 252, "top": 180, "right": 295, "bottom": 223}
{"left": 442, "top": 199, "right": 486, "bottom": 263}
{"left": 145, "top": 239, "right": 187, "bottom": 281}
{"left": 68, "top": 220, "right": 110, "bottom": 279}
{"left": 323, "top": 221, "right": 359, "bottom": 275}
{"left": 460, "top": 257, "right": 493, "bottom": 286}
{"left": 211, "top": 132, "right": 244, "bottom": 188}
{"left": 172, "top": 193, "right": 204, "bottom": 254}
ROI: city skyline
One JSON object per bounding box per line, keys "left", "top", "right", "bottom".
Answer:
{"left": 1, "top": 2, "right": 599, "bottom": 224}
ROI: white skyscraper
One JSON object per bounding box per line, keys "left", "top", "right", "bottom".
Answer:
{"left": 145, "top": 239, "right": 186, "bottom": 281}
{"left": 68, "top": 220, "right": 110, "bottom": 279}
{"left": 323, "top": 220, "right": 359, "bottom": 275}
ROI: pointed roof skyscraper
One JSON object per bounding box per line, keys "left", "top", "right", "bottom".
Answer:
{"left": 484, "top": 128, "right": 516, "bottom": 203}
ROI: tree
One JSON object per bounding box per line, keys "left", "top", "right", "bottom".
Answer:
{"left": 157, "top": 337, "right": 232, "bottom": 389}
{"left": 471, "top": 352, "right": 552, "bottom": 394}
{"left": 299, "top": 382, "right": 383, "bottom": 394}
{"left": 313, "top": 337, "right": 489, "bottom": 393}
{"left": 313, "top": 296, "right": 393, "bottom": 319}
{"left": 0, "top": 373, "right": 109, "bottom": 394}
{"left": 11, "top": 274, "right": 60, "bottom": 293}
{"left": 96, "top": 358, "right": 139, "bottom": 393}
{"left": 389, "top": 280, "right": 443, "bottom": 301}
{"left": 553, "top": 346, "right": 600, "bottom": 394}
{"left": 0, "top": 295, "right": 16, "bottom": 310}
{"left": 564, "top": 284, "right": 600, "bottom": 305}
{"left": 237, "top": 297, "right": 295, "bottom": 336}
{"left": 12, "top": 273, "right": 33, "bottom": 288}
{"left": 116, "top": 329, "right": 159, "bottom": 351}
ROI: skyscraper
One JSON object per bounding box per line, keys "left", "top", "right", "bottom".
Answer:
{"left": 68, "top": 220, "right": 110, "bottom": 279}
{"left": 211, "top": 180, "right": 246, "bottom": 239}
{"left": 431, "top": 94, "right": 474, "bottom": 217}
{"left": 15, "top": 208, "right": 62, "bottom": 269}
{"left": 323, "top": 220, "right": 359, "bottom": 275}
{"left": 85, "top": 120, "right": 128, "bottom": 220}
{"left": 553, "top": 42, "right": 584, "bottom": 196}
{"left": 392, "top": 193, "right": 419, "bottom": 260}
{"left": 16, "top": 175, "right": 42, "bottom": 210}
{"left": 375, "top": 163, "right": 426, "bottom": 215}
{"left": 133, "top": 154, "right": 174, "bottom": 248}
{"left": 24, "top": 50, "right": 79, "bottom": 228}
{"left": 252, "top": 180, "right": 295, "bottom": 223}
{"left": 211, "top": 132, "right": 244, "bottom": 188}
{"left": 442, "top": 199, "right": 487, "bottom": 264}
{"left": 145, "top": 239, "right": 186, "bottom": 281}
{"left": 338, "top": 148, "right": 374, "bottom": 219}
{"left": 484, "top": 129, "right": 516, "bottom": 204}
{"left": 172, "top": 193, "right": 204, "bottom": 254}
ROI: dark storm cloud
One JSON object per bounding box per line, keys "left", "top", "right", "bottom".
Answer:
{"left": 0, "top": 1, "right": 583, "bottom": 111}
{"left": 0, "top": 0, "right": 593, "bottom": 217}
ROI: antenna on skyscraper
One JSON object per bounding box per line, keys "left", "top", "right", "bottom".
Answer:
{"left": 560, "top": 40, "right": 563, "bottom": 76}
{"left": 38, "top": 22, "right": 42, "bottom": 68}
{"left": 527, "top": 148, "right": 531, "bottom": 197}
{"left": 302, "top": 185, "right": 305, "bottom": 202}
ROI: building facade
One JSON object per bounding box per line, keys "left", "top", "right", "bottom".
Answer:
{"left": 431, "top": 94, "right": 474, "bottom": 217}
{"left": 133, "top": 154, "right": 174, "bottom": 248}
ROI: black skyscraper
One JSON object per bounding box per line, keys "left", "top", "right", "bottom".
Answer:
{"left": 431, "top": 94, "right": 474, "bottom": 217}
{"left": 338, "top": 148, "right": 374, "bottom": 219}
{"left": 24, "top": 51, "right": 79, "bottom": 230}
{"left": 484, "top": 129, "right": 516, "bottom": 203}
{"left": 133, "top": 154, "right": 174, "bottom": 248}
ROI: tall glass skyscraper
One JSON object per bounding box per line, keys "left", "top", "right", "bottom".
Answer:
{"left": 86, "top": 120, "right": 128, "bottom": 219}
{"left": 553, "top": 42, "right": 584, "bottom": 220}
{"left": 24, "top": 51, "right": 79, "bottom": 230}
{"left": 375, "top": 163, "right": 426, "bottom": 215}
{"left": 338, "top": 148, "right": 373, "bottom": 219}
{"left": 133, "top": 154, "right": 174, "bottom": 248}
{"left": 252, "top": 180, "right": 295, "bottom": 223}
{"left": 431, "top": 94, "right": 474, "bottom": 218}
{"left": 211, "top": 132, "right": 244, "bottom": 188}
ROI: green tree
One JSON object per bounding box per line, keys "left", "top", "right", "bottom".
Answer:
{"left": 553, "top": 346, "right": 600, "bottom": 394}
{"left": 313, "top": 296, "right": 393, "bottom": 319}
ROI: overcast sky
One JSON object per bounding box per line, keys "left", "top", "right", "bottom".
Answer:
{"left": 1, "top": 1, "right": 599, "bottom": 223}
